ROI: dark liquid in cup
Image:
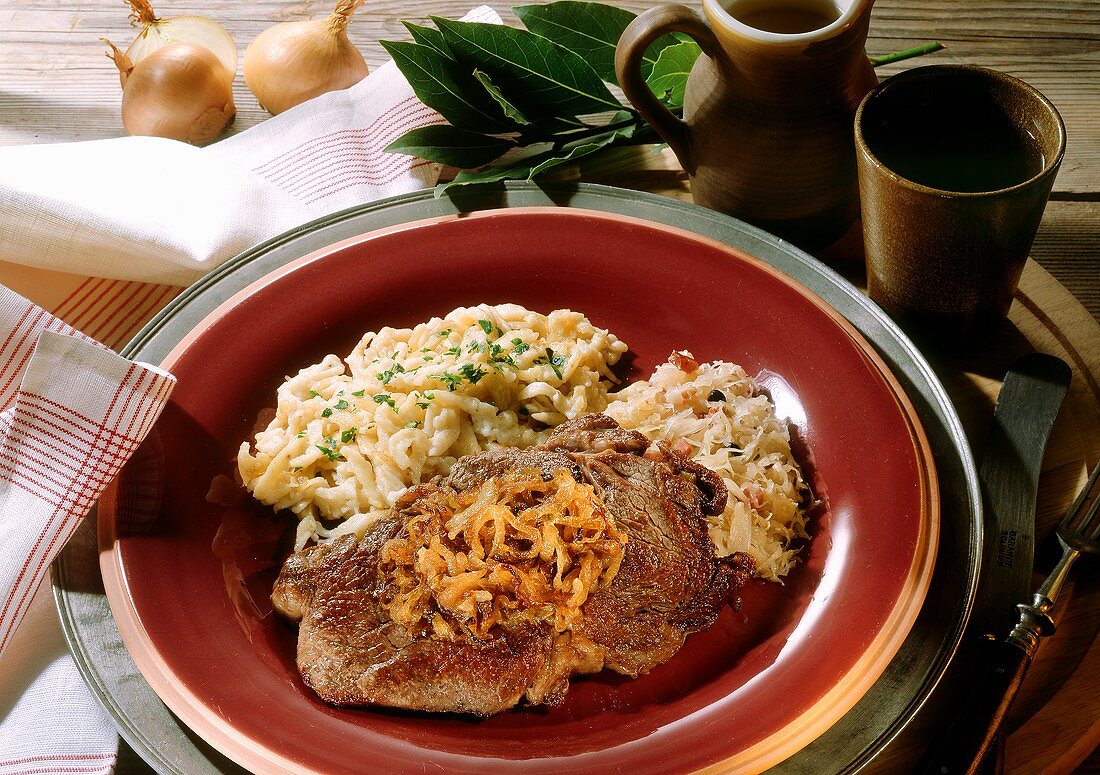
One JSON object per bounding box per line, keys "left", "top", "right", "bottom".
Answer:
{"left": 730, "top": 0, "right": 841, "bottom": 33}
{"left": 869, "top": 107, "right": 1046, "bottom": 192}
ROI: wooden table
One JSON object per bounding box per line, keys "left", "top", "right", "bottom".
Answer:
{"left": 1, "top": 0, "right": 1098, "bottom": 773}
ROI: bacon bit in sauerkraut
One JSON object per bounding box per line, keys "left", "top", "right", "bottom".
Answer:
{"left": 669, "top": 350, "right": 699, "bottom": 373}
{"left": 379, "top": 469, "right": 626, "bottom": 641}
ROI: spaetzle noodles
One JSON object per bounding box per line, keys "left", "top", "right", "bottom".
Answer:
{"left": 238, "top": 304, "right": 627, "bottom": 549}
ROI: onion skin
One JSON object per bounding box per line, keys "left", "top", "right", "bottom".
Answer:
{"left": 119, "top": 42, "right": 235, "bottom": 146}
{"left": 124, "top": 16, "right": 238, "bottom": 86}
{"left": 121, "top": 0, "right": 237, "bottom": 85}
{"left": 244, "top": 1, "right": 369, "bottom": 115}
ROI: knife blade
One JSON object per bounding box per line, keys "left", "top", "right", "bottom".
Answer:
{"left": 919, "top": 352, "right": 1070, "bottom": 774}
{"left": 970, "top": 352, "right": 1071, "bottom": 638}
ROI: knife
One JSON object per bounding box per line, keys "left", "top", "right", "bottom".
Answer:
{"left": 920, "top": 352, "right": 1071, "bottom": 774}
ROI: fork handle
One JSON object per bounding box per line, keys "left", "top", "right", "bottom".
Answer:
{"left": 919, "top": 639, "right": 1032, "bottom": 774}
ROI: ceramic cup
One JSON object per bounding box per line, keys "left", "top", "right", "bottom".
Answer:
{"left": 854, "top": 65, "right": 1065, "bottom": 332}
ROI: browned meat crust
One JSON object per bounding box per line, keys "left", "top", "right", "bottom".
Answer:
{"left": 272, "top": 414, "right": 754, "bottom": 716}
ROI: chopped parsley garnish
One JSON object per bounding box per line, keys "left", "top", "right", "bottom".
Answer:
{"left": 341, "top": 428, "right": 358, "bottom": 443}
{"left": 405, "top": 421, "right": 422, "bottom": 429}
{"left": 477, "top": 319, "right": 494, "bottom": 336}
{"left": 292, "top": 465, "right": 303, "bottom": 472}
{"left": 295, "top": 430, "right": 306, "bottom": 438}
{"left": 423, "top": 355, "right": 434, "bottom": 361}
{"left": 483, "top": 342, "right": 517, "bottom": 370}
{"left": 460, "top": 363, "right": 487, "bottom": 384}
{"left": 377, "top": 363, "right": 405, "bottom": 384}
{"left": 316, "top": 441, "right": 341, "bottom": 461}
{"left": 439, "top": 372, "right": 462, "bottom": 391}
{"left": 511, "top": 338, "right": 530, "bottom": 355}
{"left": 321, "top": 408, "right": 333, "bottom": 418}
{"left": 535, "top": 348, "right": 565, "bottom": 379}
{"left": 437, "top": 328, "right": 452, "bottom": 337}
{"left": 467, "top": 340, "right": 485, "bottom": 353}
{"left": 416, "top": 401, "right": 429, "bottom": 409}
{"left": 425, "top": 392, "right": 435, "bottom": 399}
{"left": 445, "top": 346, "right": 461, "bottom": 357}
{"left": 351, "top": 389, "right": 365, "bottom": 397}
{"left": 372, "top": 394, "right": 396, "bottom": 409}
{"left": 308, "top": 389, "right": 321, "bottom": 398}
{"left": 333, "top": 399, "right": 349, "bottom": 410}
{"left": 420, "top": 347, "right": 432, "bottom": 353}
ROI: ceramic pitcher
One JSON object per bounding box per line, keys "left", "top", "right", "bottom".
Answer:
{"left": 615, "top": 0, "right": 877, "bottom": 249}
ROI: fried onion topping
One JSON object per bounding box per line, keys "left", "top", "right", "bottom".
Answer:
{"left": 379, "top": 469, "right": 626, "bottom": 640}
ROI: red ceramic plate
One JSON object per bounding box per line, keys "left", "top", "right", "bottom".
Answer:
{"left": 100, "top": 208, "right": 937, "bottom": 774}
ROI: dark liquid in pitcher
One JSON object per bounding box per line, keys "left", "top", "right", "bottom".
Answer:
{"left": 869, "top": 107, "right": 1046, "bottom": 192}
{"left": 730, "top": 0, "right": 841, "bottom": 33}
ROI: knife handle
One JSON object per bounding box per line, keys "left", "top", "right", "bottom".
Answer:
{"left": 919, "top": 639, "right": 1031, "bottom": 774}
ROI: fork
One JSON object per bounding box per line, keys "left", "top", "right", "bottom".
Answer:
{"left": 1012, "top": 462, "right": 1100, "bottom": 656}
{"left": 925, "top": 462, "right": 1100, "bottom": 774}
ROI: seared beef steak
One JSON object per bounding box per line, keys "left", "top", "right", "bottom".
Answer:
{"left": 272, "top": 414, "right": 754, "bottom": 715}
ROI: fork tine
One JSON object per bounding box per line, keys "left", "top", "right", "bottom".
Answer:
{"left": 1060, "top": 464, "right": 1100, "bottom": 548}
{"left": 1080, "top": 488, "right": 1100, "bottom": 540}
{"left": 1078, "top": 491, "right": 1100, "bottom": 538}
{"left": 1064, "top": 463, "right": 1100, "bottom": 525}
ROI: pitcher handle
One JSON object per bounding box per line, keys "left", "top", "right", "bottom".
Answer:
{"left": 615, "top": 4, "right": 719, "bottom": 174}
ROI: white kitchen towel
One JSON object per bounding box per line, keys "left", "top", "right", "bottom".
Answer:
{"left": 0, "top": 286, "right": 175, "bottom": 771}
{"left": 0, "top": 5, "right": 500, "bottom": 287}
{"left": 0, "top": 582, "right": 118, "bottom": 775}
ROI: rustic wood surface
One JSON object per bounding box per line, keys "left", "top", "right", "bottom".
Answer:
{"left": 1, "top": 0, "right": 1098, "bottom": 772}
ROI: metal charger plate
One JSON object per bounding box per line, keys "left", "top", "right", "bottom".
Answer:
{"left": 53, "top": 182, "right": 981, "bottom": 774}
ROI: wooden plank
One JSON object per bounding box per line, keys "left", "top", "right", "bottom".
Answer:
{"left": 1, "top": 0, "right": 1098, "bottom": 194}
{"left": 1030, "top": 201, "right": 1100, "bottom": 322}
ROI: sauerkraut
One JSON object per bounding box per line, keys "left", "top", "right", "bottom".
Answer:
{"left": 606, "top": 354, "right": 809, "bottom": 581}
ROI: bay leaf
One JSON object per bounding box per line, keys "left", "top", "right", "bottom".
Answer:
{"left": 645, "top": 40, "right": 701, "bottom": 109}
{"left": 379, "top": 39, "right": 515, "bottom": 134}
{"left": 437, "top": 121, "right": 636, "bottom": 195}
{"left": 473, "top": 70, "right": 531, "bottom": 126}
{"left": 402, "top": 21, "right": 451, "bottom": 57}
{"left": 471, "top": 70, "right": 586, "bottom": 135}
{"left": 435, "top": 159, "right": 546, "bottom": 196}
{"left": 384, "top": 124, "right": 516, "bottom": 167}
{"left": 526, "top": 137, "right": 617, "bottom": 178}
{"left": 514, "top": 1, "right": 692, "bottom": 84}
{"left": 431, "top": 17, "right": 624, "bottom": 118}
